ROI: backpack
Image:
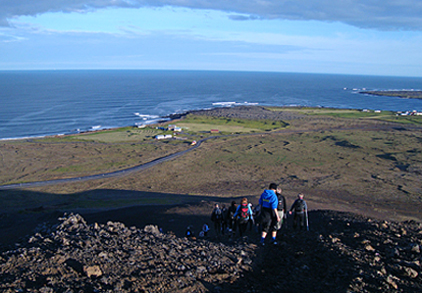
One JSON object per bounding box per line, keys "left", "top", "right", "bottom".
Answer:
{"left": 228, "top": 206, "right": 236, "bottom": 219}
{"left": 295, "top": 199, "right": 306, "bottom": 212}
{"left": 238, "top": 203, "right": 250, "bottom": 224}
{"left": 253, "top": 205, "right": 262, "bottom": 223}
{"left": 277, "top": 194, "right": 285, "bottom": 210}
{"left": 212, "top": 208, "right": 222, "bottom": 222}
{"left": 221, "top": 207, "right": 227, "bottom": 221}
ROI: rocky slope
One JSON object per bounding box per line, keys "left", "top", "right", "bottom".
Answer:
{"left": 0, "top": 213, "right": 255, "bottom": 293}
{"left": 1, "top": 210, "right": 421, "bottom": 293}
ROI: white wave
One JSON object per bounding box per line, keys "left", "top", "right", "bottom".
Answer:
{"left": 212, "top": 102, "right": 237, "bottom": 106}
{"left": 134, "top": 113, "right": 160, "bottom": 119}
{"left": 212, "top": 101, "right": 259, "bottom": 106}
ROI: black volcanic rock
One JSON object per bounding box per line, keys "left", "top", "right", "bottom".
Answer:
{"left": 0, "top": 213, "right": 256, "bottom": 292}
{"left": 1, "top": 211, "right": 421, "bottom": 293}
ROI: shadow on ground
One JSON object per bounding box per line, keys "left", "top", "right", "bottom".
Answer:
{"left": 1, "top": 189, "right": 421, "bottom": 292}
{"left": 0, "top": 188, "right": 247, "bottom": 249}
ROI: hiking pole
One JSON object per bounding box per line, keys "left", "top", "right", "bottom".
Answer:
{"left": 305, "top": 208, "right": 309, "bottom": 231}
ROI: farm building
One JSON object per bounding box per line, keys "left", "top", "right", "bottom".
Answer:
{"left": 155, "top": 134, "right": 173, "bottom": 140}
{"left": 168, "top": 125, "right": 182, "bottom": 132}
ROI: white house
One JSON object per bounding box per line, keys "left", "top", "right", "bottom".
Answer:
{"left": 155, "top": 134, "right": 173, "bottom": 140}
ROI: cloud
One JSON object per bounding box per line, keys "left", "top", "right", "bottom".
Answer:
{"left": 1, "top": 0, "right": 422, "bottom": 31}
{"left": 228, "top": 14, "right": 261, "bottom": 21}
{"left": 0, "top": 32, "right": 25, "bottom": 43}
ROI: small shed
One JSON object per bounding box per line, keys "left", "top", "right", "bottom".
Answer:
{"left": 210, "top": 129, "right": 219, "bottom": 133}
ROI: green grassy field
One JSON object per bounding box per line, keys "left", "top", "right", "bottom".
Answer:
{"left": 178, "top": 114, "right": 288, "bottom": 133}
{"left": 267, "top": 106, "right": 422, "bottom": 124}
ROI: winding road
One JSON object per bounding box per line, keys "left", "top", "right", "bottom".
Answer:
{"left": 0, "top": 136, "right": 212, "bottom": 190}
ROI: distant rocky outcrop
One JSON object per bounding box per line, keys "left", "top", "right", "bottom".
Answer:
{"left": 168, "top": 105, "right": 303, "bottom": 122}
{"left": 0, "top": 211, "right": 421, "bottom": 293}
{"left": 360, "top": 90, "right": 422, "bottom": 100}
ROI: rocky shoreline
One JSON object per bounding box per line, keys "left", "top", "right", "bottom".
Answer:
{"left": 167, "top": 105, "right": 305, "bottom": 122}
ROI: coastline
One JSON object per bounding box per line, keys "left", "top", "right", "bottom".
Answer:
{"left": 0, "top": 105, "right": 263, "bottom": 141}
{"left": 0, "top": 104, "right": 385, "bottom": 141}
{"left": 2, "top": 103, "right": 422, "bottom": 144}
{"left": 0, "top": 120, "right": 169, "bottom": 142}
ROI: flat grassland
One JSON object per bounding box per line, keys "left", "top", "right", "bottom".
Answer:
{"left": 1, "top": 106, "right": 421, "bottom": 225}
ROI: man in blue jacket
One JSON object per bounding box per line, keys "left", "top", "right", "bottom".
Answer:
{"left": 259, "top": 183, "right": 280, "bottom": 245}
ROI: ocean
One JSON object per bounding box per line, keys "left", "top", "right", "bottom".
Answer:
{"left": 1, "top": 70, "right": 422, "bottom": 140}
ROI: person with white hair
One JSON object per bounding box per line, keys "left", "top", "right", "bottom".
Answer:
{"left": 289, "top": 193, "right": 308, "bottom": 231}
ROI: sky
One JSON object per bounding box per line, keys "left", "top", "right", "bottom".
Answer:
{"left": 0, "top": 1, "right": 422, "bottom": 77}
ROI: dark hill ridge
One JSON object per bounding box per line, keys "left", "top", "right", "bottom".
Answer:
{"left": 1, "top": 211, "right": 421, "bottom": 293}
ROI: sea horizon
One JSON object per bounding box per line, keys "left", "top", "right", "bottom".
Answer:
{"left": 1, "top": 68, "right": 422, "bottom": 79}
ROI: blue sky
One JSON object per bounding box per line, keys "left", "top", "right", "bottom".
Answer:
{"left": 1, "top": 1, "right": 422, "bottom": 77}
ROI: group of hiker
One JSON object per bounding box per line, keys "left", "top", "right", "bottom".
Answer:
{"left": 209, "top": 183, "right": 308, "bottom": 245}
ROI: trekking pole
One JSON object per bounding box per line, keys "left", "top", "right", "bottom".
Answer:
{"left": 305, "top": 208, "right": 309, "bottom": 231}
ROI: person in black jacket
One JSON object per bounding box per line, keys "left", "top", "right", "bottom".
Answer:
{"left": 210, "top": 203, "right": 223, "bottom": 236}
{"left": 275, "top": 187, "right": 287, "bottom": 231}
{"left": 289, "top": 193, "right": 308, "bottom": 230}
{"left": 221, "top": 204, "right": 228, "bottom": 235}
{"left": 227, "top": 201, "right": 237, "bottom": 235}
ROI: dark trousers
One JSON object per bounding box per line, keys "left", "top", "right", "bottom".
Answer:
{"left": 222, "top": 220, "right": 227, "bottom": 234}
{"left": 214, "top": 221, "right": 221, "bottom": 235}
{"left": 293, "top": 212, "right": 306, "bottom": 230}
{"left": 238, "top": 223, "right": 248, "bottom": 237}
